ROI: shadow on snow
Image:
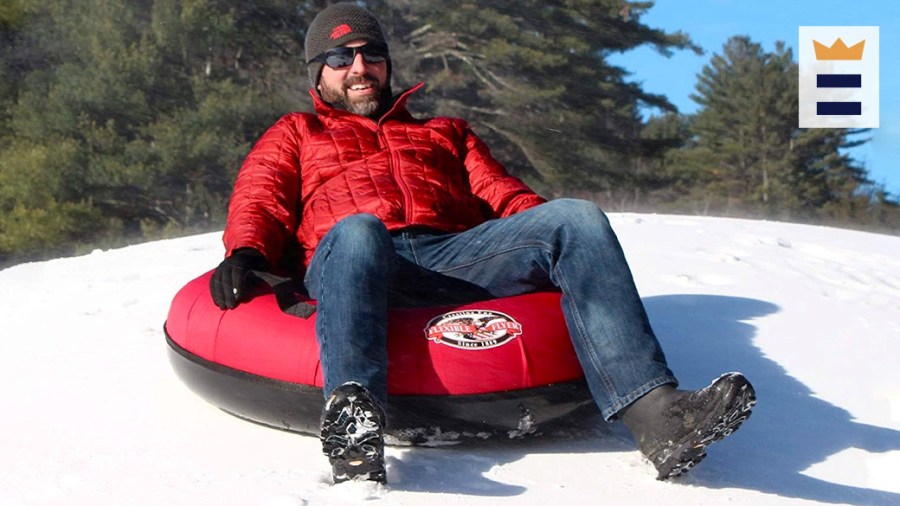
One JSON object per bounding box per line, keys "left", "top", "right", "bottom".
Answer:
{"left": 385, "top": 294, "right": 900, "bottom": 504}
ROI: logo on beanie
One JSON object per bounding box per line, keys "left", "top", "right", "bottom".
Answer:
{"left": 425, "top": 310, "right": 523, "bottom": 350}
{"left": 330, "top": 24, "right": 352, "bottom": 40}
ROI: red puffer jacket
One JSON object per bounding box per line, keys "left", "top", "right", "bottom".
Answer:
{"left": 223, "top": 83, "right": 546, "bottom": 269}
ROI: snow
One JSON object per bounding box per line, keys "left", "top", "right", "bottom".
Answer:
{"left": 1, "top": 214, "right": 899, "bottom": 505}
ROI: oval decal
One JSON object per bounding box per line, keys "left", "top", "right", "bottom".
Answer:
{"left": 424, "top": 309, "right": 523, "bottom": 350}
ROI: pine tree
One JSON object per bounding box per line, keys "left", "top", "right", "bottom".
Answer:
{"left": 679, "top": 36, "right": 874, "bottom": 220}
{"left": 377, "top": 0, "right": 700, "bottom": 198}
{"left": 0, "top": 0, "right": 310, "bottom": 266}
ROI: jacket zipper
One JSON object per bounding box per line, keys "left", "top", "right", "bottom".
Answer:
{"left": 377, "top": 126, "right": 413, "bottom": 224}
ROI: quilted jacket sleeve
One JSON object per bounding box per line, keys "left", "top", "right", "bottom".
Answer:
{"left": 460, "top": 123, "right": 546, "bottom": 218}
{"left": 222, "top": 114, "right": 303, "bottom": 265}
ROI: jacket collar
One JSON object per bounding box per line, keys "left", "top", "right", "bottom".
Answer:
{"left": 309, "top": 82, "right": 425, "bottom": 124}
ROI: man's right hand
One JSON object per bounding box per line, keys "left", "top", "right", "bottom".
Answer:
{"left": 209, "top": 248, "right": 269, "bottom": 309}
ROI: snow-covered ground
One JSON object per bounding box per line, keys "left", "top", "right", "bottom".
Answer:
{"left": 1, "top": 213, "right": 898, "bottom": 505}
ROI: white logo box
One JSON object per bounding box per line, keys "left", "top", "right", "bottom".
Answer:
{"left": 799, "top": 26, "right": 879, "bottom": 128}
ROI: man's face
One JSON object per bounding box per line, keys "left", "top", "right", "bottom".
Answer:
{"left": 317, "top": 40, "right": 391, "bottom": 119}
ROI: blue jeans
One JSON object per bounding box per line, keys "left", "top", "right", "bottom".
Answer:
{"left": 304, "top": 199, "right": 677, "bottom": 420}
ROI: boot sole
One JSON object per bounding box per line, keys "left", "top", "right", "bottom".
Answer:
{"left": 654, "top": 373, "right": 756, "bottom": 480}
{"left": 320, "top": 386, "right": 386, "bottom": 484}
{"left": 325, "top": 443, "right": 386, "bottom": 484}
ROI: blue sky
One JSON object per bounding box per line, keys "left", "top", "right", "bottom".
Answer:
{"left": 608, "top": 0, "right": 899, "bottom": 195}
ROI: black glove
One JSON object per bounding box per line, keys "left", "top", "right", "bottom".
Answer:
{"left": 209, "top": 248, "right": 269, "bottom": 309}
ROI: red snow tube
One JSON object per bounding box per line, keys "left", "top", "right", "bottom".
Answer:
{"left": 164, "top": 271, "right": 593, "bottom": 443}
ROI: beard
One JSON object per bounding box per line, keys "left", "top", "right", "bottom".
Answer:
{"left": 319, "top": 74, "right": 393, "bottom": 119}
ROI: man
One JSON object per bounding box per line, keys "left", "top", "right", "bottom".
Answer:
{"left": 210, "top": 3, "right": 756, "bottom": 485}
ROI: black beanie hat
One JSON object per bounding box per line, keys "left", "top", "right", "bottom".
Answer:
{"left": 304, "top": 3, "right": 390, "bottom": 91}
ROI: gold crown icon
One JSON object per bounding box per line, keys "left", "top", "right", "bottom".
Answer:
{"left": 813, "top": 38, "right": 865, "bottom": 60}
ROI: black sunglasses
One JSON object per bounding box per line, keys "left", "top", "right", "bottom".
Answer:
{"left": 310, "top": 43, "right": 389, "bottom": 69}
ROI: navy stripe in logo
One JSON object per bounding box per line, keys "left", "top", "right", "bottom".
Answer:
{"left": 817, "top": 74, "right": 862, "bottom": 88}
{"left": 817, "top": 102, "right": 861, "bottom": 115}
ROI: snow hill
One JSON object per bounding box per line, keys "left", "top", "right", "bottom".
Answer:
{"left": 1, "top": 213, "right": 898, "bottom": 506}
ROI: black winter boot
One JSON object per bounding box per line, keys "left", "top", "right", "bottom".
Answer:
{"left": 619, "top": 373, "right": 756, "bottom": 479}
{"left": 320, "top": 383, "right": 386, "bottom": 484}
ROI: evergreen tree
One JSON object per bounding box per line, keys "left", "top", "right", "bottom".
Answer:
{"left": 377, "top": 0, "right": 700, "bottom": 197}
{"left": 687, "top": 36, "right": 792, "bottom": 213}
{"left": 0, "top": 0, "right": 309, "bottom": 266}
{"left": 637, "top": 112, "right": 707, "bottom": 211}
{"left": 678, "top": 36, "right": 874, "bottom": 220}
